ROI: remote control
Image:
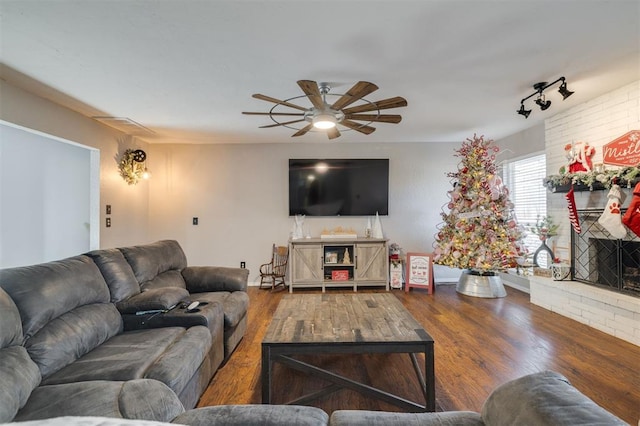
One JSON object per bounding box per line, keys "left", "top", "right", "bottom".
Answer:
{"left": 186, "top": 301, "right": 200, "bottom": 311}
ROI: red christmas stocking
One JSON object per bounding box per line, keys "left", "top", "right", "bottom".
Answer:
{"left": 622, "top": 182, "right": 640, "bottom": 238}
{"left": 566, "top": 186, "right": 581, "bottom": 234}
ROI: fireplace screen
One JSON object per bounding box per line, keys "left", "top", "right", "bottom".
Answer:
{"left": 573, "top": 210, "right": 640, "bottom": 297}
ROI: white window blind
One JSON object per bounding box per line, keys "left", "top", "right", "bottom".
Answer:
{"left": 502, "top": 153, "right": 547, "bottom": 266}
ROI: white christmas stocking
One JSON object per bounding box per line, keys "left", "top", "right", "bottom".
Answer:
{"left": 598, "top": 184, "right": 627, "bottom": 239}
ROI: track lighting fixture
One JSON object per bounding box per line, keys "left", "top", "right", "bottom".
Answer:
{"left": 517, "top": 77, "right": 574, "bottom": 118}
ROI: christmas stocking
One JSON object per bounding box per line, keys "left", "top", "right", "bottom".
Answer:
{"left": 623, "top": 182, "right": 640, "bottom": 238}
{"left": 566, "top": 186, "right": 581, "bottom": 234}
{"left": 598, "top": 184, "right": 627, "bottom": 239}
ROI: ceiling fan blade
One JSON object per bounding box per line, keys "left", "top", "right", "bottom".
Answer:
{"left": 242, "top": 112, "right": 305, "bottom": 116}
{"left": 292, "top": 123, "right": 314, "bottom": 137}
{"left": 344, "top": 114, "right": 402, "bottom": 124}
{"left": 331, "top": 81, "right": 379, "bottom": 110}
{"left": 297, "top": 80, "right": 325, "bottom": 110}
{"left": 342, "top": 96, "right": 408, "bottom": 114}
{"left": 259, "top": 119, "right": 307, "bottom": 128}
{"left": 339, "top": 119, "right": 376, "bottom": 135}
{"left": 252, "top": 94, "right": 308, "bottom": 111}
{"left": 327, "top": 127, "right": 341, "bottom": 139}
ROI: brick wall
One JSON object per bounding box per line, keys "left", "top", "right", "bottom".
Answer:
{"left": 530, "top": 276, "right": 640, "bottom": 347}
{"left": 533, "top": 80, "right": 640, "bottom": 347}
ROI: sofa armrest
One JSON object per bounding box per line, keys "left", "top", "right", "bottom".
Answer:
{"left": 116, "top": 287, "right": 190, "bottom": 314}
{"left": 182, "top": 266, "right": 249, "bottom": 293}
{"left": 480, "top": 371, "right": 627, "bottom": 426}
{"left": 329, "top": 410, "right": 483, "bottom": 426}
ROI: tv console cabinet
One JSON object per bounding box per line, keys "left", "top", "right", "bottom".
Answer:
{"left": 288, "top": 237, "right": 389, "bottom": 292}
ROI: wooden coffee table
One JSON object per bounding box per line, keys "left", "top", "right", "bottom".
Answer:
{"left": 261, "top": 293, "right": 435, "bottom": 412}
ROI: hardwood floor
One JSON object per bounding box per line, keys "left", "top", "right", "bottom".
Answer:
{"left": 198, "top": 285, "right": 640, "bottom": 424}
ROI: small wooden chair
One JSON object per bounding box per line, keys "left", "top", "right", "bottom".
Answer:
{"left": 259, "top": 244, "right": 289, "bottom": 291}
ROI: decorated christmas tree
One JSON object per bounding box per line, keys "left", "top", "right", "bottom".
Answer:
{"left": 434, "top": 135, "right": 526, "bottom": 272}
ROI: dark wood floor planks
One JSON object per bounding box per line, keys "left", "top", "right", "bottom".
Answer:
{"left": 197, "top": 285, "right": 640, "bottom": 424}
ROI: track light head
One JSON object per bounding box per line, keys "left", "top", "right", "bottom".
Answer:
{"left": 517, "top": 104, "right": 531, "bottom": 118}
{"left": 558, "top": 80, "right": 574, "bottom": 100}
{"left": 535, "top": 95, "right": 552, "bottom": 111}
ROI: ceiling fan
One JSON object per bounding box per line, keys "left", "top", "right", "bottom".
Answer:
{"left": 242, "top": 80, "right": 408, "bottom": 139}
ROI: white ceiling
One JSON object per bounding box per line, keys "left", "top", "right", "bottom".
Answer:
{"left": 1, "top": 0, "right": 639, "bottom": 144}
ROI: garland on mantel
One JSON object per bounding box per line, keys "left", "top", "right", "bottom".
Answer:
{"left": 544, "top": 166, "right": 640, "bottom": 191}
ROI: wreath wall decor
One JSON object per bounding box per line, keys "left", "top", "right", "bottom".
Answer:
{"left": 118, "top": 149, "right": 150, "bottom": 185}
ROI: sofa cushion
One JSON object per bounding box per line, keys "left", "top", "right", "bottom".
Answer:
{"left": 172, "top": 405, "right": 330, "bottom": 426}
{"left": 116, "top": 287, "right": 190, "bottom": 314}
{"left": 0, "top": 288, "right": 41, "bottom": 423}
{"left": 28, "top": 303, "right": 122, "bottom": 378}
{"left": 86, "top": 248, "right": 141, "bottom": 302}
{"left": 182, "top": 266, "right": 249, "bottom": 292}
{"left": 0, "top": 287, "right": 24, "bottom": 348}
{"left": 0, "top": 255, "right": 111, "bottom": 340}
{"left": 120, "top": 240, "right": 188, "bottom": 285}
{"left": 329, "top": 410, "right": 483, "bottom": 426}
{"left": 142, "top": 270, "right": 188, "bottom": 292}
{"left": 0, "top": 256, "right": 121, "bottom": 379}
{"left": 15, "top": 380, "right": 185, "bottom": 423}
{"left": 42, "top": 326, "right": 211, "bottom": 397}
{"left": 0, "top": 346, "right": 41, "bottom": 423}
{"left": 480, "top": 370, "right": 627, "bottom": 426}
{"left": 191, "top": 291, "right": 249, "bottom": 328}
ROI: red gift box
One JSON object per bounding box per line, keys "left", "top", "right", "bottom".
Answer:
{"left": 331, "top": 270, "right": 349, "bottom": 281}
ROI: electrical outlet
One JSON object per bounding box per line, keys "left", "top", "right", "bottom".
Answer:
{"left": 240, "top": 261, "right": 246, "bottom": 268}
{"left": 106, "top": 218, "right": 111, "bottom": 228}
{"left": 106, "top": 204, "right": 111, "bottom": 215}
{"left": 193, "top": 217, "right": 198, "bottom": 225}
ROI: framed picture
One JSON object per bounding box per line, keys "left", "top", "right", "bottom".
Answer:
{"left": 325, "top": 252, "right": 338, "bottom": 264}
{"left": 405, "top": 252, "right": 434, "bottom": 294}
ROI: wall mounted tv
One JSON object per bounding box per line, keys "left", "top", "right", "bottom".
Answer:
{"left": 289, "top": 159, "right": 389, "bottom": 216}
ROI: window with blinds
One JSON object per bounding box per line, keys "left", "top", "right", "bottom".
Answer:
{"left": 502, "top": 153, "right": 547, "bottom": 266}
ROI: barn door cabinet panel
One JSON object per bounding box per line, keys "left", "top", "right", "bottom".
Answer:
{"left": 289, "top": 243, "right": 323, "bottom": 289}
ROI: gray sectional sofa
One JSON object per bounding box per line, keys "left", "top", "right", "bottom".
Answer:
{"left": 0, "top": 240, "right": 251, "bottom": 422}
{"left": 0, "top": 240, "right": 628, "bottom": 425}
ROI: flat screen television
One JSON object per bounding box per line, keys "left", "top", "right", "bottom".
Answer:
{"left": 289, "top": 159, "right": 389, "bottom": 216}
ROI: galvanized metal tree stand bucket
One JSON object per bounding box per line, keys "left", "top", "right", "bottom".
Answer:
{"left": 456, "top": 269, "right": 506, "bottom": 298}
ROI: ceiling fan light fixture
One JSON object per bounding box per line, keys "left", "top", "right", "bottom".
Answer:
{"left": 312, "top": 113, "right": 337, "bottom": 129}
{"left": 243, "top": 80, "right": 407, "bottom": 138}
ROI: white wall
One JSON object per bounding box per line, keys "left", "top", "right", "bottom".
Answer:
{"left": 0, "top": 80, "right": 151, "bottom": 250}
{"left": 146, "top": 142, "right": 460, "bottom": 284}
{"left": 495, "top": 123, "right": 545, "bottom": 161}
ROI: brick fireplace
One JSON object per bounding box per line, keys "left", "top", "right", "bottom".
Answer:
{"left": 530, "top": 80, "right": 640, "bottom": 347}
